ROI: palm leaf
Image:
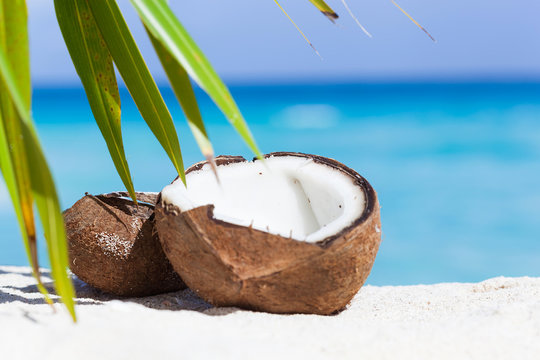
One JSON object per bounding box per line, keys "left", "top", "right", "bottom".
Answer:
{"left": 0, "top": 0, "right": 52, "bottom": 302}
{"left": 22, "top": 120, "right": 76, "bottom": 321}
{"left": 130, "top": 0, "right": 262, "bottom": 160}
{"left": 308, "top": 0, "right": 339, "bottom": 21}
{"left": 391, "top": 0, "right": 435, "bottom": 42}
{"left": 0, "top": 93, "right": 49, "bottom": 298}
{"left": 145, "top": 27, "right": 214, "bottom": 162}
{"left": 0, "top": 0, "right": 75, "bottom": 320}
{"left": 87, "top": 0, "right": 186, "bottom": 183}
{"left": 273, "top": 0, "right": 321, "bottom": 58}
{"left": 340, "top": 0, "right": 372, "bottom": 37}
{"left": 0, "top": 1, "right": 30, "bottom": 123}
{"left": 0, "top": 92, "right": 53, "bottom": 303}
{"left": 54, "top": 0, "right": 136, "bottom": 202}
{"left": 0, "top": 0, "right": 35, "bottom": 272}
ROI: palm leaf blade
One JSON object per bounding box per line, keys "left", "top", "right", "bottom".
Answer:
{"left": 0, "top": 98, "right": 38, "bottom": 290}
{"left": 1, "top": 0, "right": 75, "bottom": 319}
{"left": 0, "top": 4, "right": 29, "bottom": 123}
{"left": 22, "top": 121, "right": 77, "bottom": 320}
{"left": 0, "top": 0, "right": 53, "bottom": 302}
{"left": 0, "top": 0, "right": 34, "bottom": 262}
{"left": 391, "top": 0, "right": 435, "bottom": 42}
{"left": 88, "top": 0, "right": 186, "bottom": 183}
{"left": 146, "top": 27, "right": 213, "bottom": 160}
{"left": 273, "top": 0, "right": 321, "bottom": 57}
{"left": 130, "top": 0, "right": 262, "bottom": 159}
{"left": 54, "top": 0, "right": 137, "bottom": 202}
{"left": 308, "top": 0, "right": 339, "bottom": 21}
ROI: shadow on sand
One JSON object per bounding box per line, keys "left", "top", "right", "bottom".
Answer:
{"left": 0, "top": 268, "right": 238, "bottom": 316}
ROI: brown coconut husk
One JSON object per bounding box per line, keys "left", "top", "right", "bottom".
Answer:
{"left": 64, "top": 192, "right": 185, "bottom": 297}
{"left": 155, "top": 152, "right": 381, "bottom": 315}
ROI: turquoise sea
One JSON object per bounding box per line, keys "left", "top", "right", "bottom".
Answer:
{"left": 1, "top": 82, "right": 539, "bottom": 285}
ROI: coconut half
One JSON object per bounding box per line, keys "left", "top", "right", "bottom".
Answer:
{"left": 156, "top": 152, "right": 381, "bottom": 314}
{"left": 64, "top": 192, "right": 185, "bottom": 297}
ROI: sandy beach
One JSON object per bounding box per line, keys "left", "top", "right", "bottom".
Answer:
{"left": 0, "top": 266, "right": 538, "bottom": 359}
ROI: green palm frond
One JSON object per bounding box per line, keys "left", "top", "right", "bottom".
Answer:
{"left": 56, "top": 0, "right": 186, "bottom": 194}
{"left": 308, "top": 0, "right": 339, "bottom": 21}
{"left": 146, "top": 27, "right": 214, "bottom": 163}
{"left": 55, "top": 0, "right": 137, "bottom": 202}
{"left": 87, "top": 0, "right": 186, "bottom": 184}
{"left": 130, "top": 0, "right": 262, "bottom": 160}
{"left": 0, "top": 0, "right": 75, "bottom": 320}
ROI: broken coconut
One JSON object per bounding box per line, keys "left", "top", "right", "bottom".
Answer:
{"left": 155, "top": 152, "right": 381, "bottom": 315}
{"left": 64, "top": 192, "right": 185, "bottom": 297}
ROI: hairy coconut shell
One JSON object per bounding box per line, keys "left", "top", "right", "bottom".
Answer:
{"left": 64, "top": 192, "right": 185, "bottom": 297}
{"left": 155, "top": 152, "right": 381, "bottom": 314}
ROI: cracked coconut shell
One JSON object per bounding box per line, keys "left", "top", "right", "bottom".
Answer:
{"left": 155, "top": 152, "right": 381, "bottom": 315}
{"left": 64, "top": 192, "right": 185, "bottom": 297}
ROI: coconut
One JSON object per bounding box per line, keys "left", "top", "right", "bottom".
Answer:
{"left": 64, "top": 192, "right": 185, "bottom": 297}
{"left": 155, "top": 152, "right": 381, "bottom": 315}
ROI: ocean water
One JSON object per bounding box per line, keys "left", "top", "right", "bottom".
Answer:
{"left": 1, "top": 82, "right": 539, "bottom": 285}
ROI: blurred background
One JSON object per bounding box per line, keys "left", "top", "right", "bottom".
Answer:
{"left": 1, "top": 0, "right": 539, "bottom": 285}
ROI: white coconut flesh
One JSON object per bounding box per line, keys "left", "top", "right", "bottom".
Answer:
{"left": 161, "top": 156, "right": 366, "bottom": 243}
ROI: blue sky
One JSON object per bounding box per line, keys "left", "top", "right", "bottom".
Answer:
{"left": 29, "top": 0, "right": 540, "bottom": 84}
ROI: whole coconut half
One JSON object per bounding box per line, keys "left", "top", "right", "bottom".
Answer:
{"left": 155, "top": 152, "right": 381, "bottom": 315}
{"left": 64, "top": 192, "right": 185, "bottom": 297}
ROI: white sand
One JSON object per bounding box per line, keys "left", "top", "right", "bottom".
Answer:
{"left": 1, "top": 266, "right": 539, "bottom": 359}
